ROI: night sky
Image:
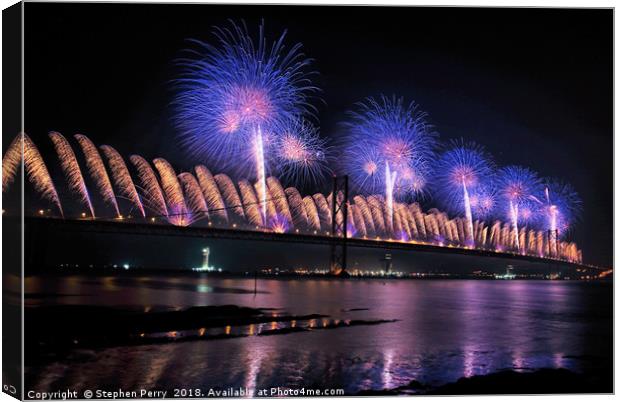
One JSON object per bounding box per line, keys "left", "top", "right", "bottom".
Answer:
{"left": 18, "top": 4, "right": 612, "bottom": 267}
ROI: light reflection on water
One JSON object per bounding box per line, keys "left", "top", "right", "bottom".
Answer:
{"left": 24, "top": 276, "right": 611, "bottom": 394}
{"left": 382, "top": 349, "right": 395, "bottom": 389}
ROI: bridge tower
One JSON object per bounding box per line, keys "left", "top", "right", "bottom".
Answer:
{"left": 330, "top": 175, "right": 348, "bottom": 276}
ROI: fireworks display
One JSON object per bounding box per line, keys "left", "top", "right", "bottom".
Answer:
{"left": 538, "top": 179, "right": 582, "bottom": 236}
{"left": 153, "top": 158, "right": 189, "bottom": 226}
{"left": 3, "top": 134, "right": 64, "bottom": 216}
{"left": 3, "top": 21, "right": 588, "bottom": 266}
{"left": 269, "top": 213, "right": 290, "bottom": 233}
{"left": 179, "top": 172, "right": 209, "bottom": 220}
{"left": 275, "top": 119, "right": 331, "bottom": 186}
{"left": 341, "top": 95, "right": 437, "bottom": 198}
{"left": 468, "top": 186, "right": 497, "bottom": 220}
{"left": 341, "top": 95, "right": 437, "bottom": 234}
{"left": 75, "top": 134, "right": 120, "bottom": 217}
{"left": 5, "top": 131, "right": 583, "bottom": 263}
{"left": 2, "top": 134, "right": 21, "bottom": 193}
{"left": 214, "top": 173, "right": 245, "bottom": 219}
{"left": 49, "top": 131, "right": 95, "bottom": 218}
{"left": 496, "top": 166, "right": 542, "bottom": 250}
{"left": 129, "top": 155, "right": 169, "bottom": 218}
{"left": 238, "top": 179, "right": 263, "bottom": 226}
{"left": 23, "top": 134, "right": 64, "bottom": 217}
{"left": 195, "top": 165, "right": 229, "bottom": 222}
{"left": 100, "top": 145, "right": 145, "bottom": 218}
{"left": 434, "top": 140, "right": 495, "bottom": 245}
{"left": 173, "top": 19, "right": 323, "bottom": 202}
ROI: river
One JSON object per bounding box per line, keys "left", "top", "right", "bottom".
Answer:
{"left": 24, "top": 275, "right": 612, "bottom": 395}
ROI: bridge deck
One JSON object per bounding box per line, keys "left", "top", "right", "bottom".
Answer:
{"left": 18, "top": 216, "right": 601, "bottom": 271}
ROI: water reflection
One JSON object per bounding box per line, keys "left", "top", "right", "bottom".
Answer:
{"left": 382, "top": 349, "right": 395, "bottom": 389}
{"left": 24, "top": 277, "right": 611, "bottom": 394}
{"left": 244, "top": 347, "right": 262, "bottom": 395}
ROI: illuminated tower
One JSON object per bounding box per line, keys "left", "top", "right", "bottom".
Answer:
{"left": 202, "top": 247, "right": 210, "bottom": 270}
{"left": 381, "top": 253, "right": 393, "bottom": 273}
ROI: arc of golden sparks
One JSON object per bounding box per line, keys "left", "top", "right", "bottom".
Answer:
{"left": 49, "top": 131, "right": 94, "bottom": 218}
{"left": 238, "top": 179, "right": 264, "bottom": 227}
{"left": 2, "top": 133, "right": 64, "bottom": 216}
{"left": 195, "top": 165, "right": 228, "bottom": 223}
{"left": 215, "top": 173, "right": 245, "bottom": 219}
{"left": 74, "top": 134, "right": 120, "bottom": 217}
{"left": 129, "top": 155, "right": 168, "bottom": 218}
{"left": 178, "top": 172, "right": 208, "bottom": 220}
{"left": 100, "top": 145, "right": 145, "bottom": 218}
{"left": 153, "top": 158, "right": 189, "bottom": 226}
{"left": 2, "top": 134, "right": 21, "bottom": 193}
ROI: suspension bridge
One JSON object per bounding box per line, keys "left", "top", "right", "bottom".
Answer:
{"left": 17, "top": 175, "right": 602, "bottom": 276}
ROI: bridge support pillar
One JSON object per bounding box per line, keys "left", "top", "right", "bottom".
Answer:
{"left": 330, "top": 175, "right": 348, "bottom": 276}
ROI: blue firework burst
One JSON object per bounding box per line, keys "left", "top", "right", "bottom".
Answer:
{"left": 434, "top": 140, "right": 495, "bottom": 219}
{"left": 538, "top": 178, "right": 582, "bottom": 237}
{"left": 173, "top": 19, "right": 319, "bottom": 177}
{"left": 496, "top": 165, "right": 543, "bottom": 224}
{"left": 340, "top": 95, "right": 438, "bottom": 199}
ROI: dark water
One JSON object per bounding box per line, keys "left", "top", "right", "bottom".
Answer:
{"left": 24, "top": 276, "right": 612, "bottom": 394}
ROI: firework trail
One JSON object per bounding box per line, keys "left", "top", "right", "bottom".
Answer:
{"left": 179, "top": 172, "right": 208, "bottom": 220}
{"left": 434, "top": 140, "right": 495, "bottom": 245}
{"left": 341, "top": 95, "right": 437, "bottom": 233}
{"left": 384, "top": 162, "right": 398, "bottom": 231}
{"left": 153, "top": 158, "right": 189, "bottom": 226}
{"left": 2, "top": 134, "right": 21, "bottom": 193}
{"left": 195, "top": 165, "right": 228, "bottom": 222}
{"left": 15, "top": 134, "right": 63, "bottom": 216}
{"left": 49, "top": 131, "right": 94, "bottom": 218}
{"left": 100, "top": 145, "right": 145, "bottom": 218}
{"left": 497, "top": 165, "right": 542, "bottom": 250}
{"left": 74, "top": 135, "right": 120, "bottom": 217}
{"left": 129, "top": 155, "right": 168, "bottom": 218}
{"left": 254, "top": 126, "right": 268, "bottom": 218}
{"left": 256, "top": 180, "right": 278, "bottom": 221}
{"left": 173, "top": 20, "right": 319, "bottom": 217}
{"left": 276, "top": 119, "right": 330, "bottom": 186}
